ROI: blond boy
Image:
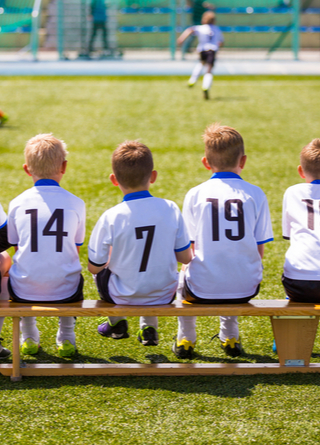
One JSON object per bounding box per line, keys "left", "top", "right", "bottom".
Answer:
{"left": 88, "top": 141, "right": 191, "bottom": 346}
{"left": 282, "top": 139, "right": 320, "bottom": 302}
{"left": 8, "top": 134, "right": 86, "bottom": 357}
{"left": 173, "top": 123, "right": 273, "bottom": 359}
{"left": 177, "top": 11, "right": 224, "bottom": 99}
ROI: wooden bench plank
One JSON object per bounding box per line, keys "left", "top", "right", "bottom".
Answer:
{"left": 1, "top": 299, "right": 320, "bottom": 317}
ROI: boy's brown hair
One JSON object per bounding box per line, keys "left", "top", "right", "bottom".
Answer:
{"left": 25, "top": 133, "right": 68, "bottom": 178}
{"left": 203, "top": 123, "right": 244, "bottom": 170}
{"left": 300, "top": 138, "right": 320, "bottom": 178}
{"left": 112, "top": 140, "right": 154, "bottom": 189}
{"left": 201, "top": 11, "right": 215, "bottom": 25}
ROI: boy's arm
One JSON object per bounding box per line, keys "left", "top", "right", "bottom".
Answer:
{"left": 258, "top": 244, "right": 264, "bottom": 259}
{"left": 88, "top": 261, "right": 106, "bottom": 274}
{"left": 177, "top": 27, "right": 194, "bottom": 45}
{"left": 175, "top": 245, "right": 192, "bottom": 264}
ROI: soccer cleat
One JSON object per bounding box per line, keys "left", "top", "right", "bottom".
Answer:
{"left": 21, "top": 338, "right": 39, "bottom": 355}
{"left": 272, "top": 339, "right": 277, "bottom": 353}
{"left": 137, "top": 326, "right": 159, "bottom": 346}
{"left": 0, "top": 338, "right": 11, "bottom": 359}
{"left": 203, "top": 89, "right": 209, "bottom": 100}
{"left": 188, "top": 80, "right": 196, "bottom": 87}
{"left": 0, "top": 112, "right": 8, "bottom": 126}
{"left": 57, "top": 339, "right": 76, "bottom": 357}
{"left": 220, "top": 337, "right": 243, "bottom": 357}
{"left": 172, "top": 338, "right": 195, "bottom": 359}
{"left": 97, "top": 318, "right": 129, "bottom": 339}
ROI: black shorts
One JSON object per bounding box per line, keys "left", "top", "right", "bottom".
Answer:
{"left": 282, "top": 274, "right": 320, "bottom": 303}
{"left": 183, "top": 279, "right": 260, "bottom": 304}
{"left": 96, "top": 267, "right": 176, "bottom": 305}
{"left": 8, "top": 274, "right": 84, "bottom": 304}
{"left": 200, "top": 50, "right": 216, "bottom": 66}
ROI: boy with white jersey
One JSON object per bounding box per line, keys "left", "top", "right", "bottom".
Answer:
{"left": 0, "top": 205, "right": 13, "bottom": 359}
{"left": 177, "top": 11, "right": 224, "bottom": 100}
{"left": 8, "top": 134, "right": 85, "bottom": 357}
{"left": 88, "top": 140, "right": 192, "bottom": 346}
{"left": 173, "top": 123, "right": 273, "bottom": 359}
{"left": 282, "top": 139, "right": 320, "bottom": 302}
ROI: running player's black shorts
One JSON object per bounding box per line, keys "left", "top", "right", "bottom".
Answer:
{"left": 200, "top": 50, "right": 216, "bottom": 66}
{"left": 282, "top": 274, "right": 320, "bottom": 303}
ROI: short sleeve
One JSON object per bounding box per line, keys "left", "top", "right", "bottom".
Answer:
{"left": 182, "top": 190, "right": 196, "bottom": 243}
{"left": 0, "top": 203, "right": 7, "bottom": 229}
{"left": 282, "top": 189, "right": 291, "bottom": 240}
{"left": 174, "top": 206, "right": 191, "bottom": 252}
{"left": 88, "top": 213, "right": 112, "bottom": 266}
{"left": 75, "top": 201, "right": 86, "bottom": 246}
{"left": 7, "top": 201, "right": 19, "bottom": 246}
{"left": 254, "top": 192, "right": 274, "bottom": 245}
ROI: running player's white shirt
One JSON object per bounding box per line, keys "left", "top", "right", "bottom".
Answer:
{"left": 283, "top": 181, "right": 320, "bottom": 281}
{"left": 184, "top": 172, "right": 273, "bottom": 299}
{"left": 88, "top": 191, "right": 190, "bottom": 305}
{"left": 191, "top": 24, "right": 224, "bottom": 52}
{"left": 8, "top": 179, "right": 85, "bottom": 301}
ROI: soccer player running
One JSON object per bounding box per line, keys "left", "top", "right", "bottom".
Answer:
{"left": 177, "top": 11, "right": 224, "bottom": 100}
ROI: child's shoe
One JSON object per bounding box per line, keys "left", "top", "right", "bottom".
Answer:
{"left": 220, "top": 337, "right": 243, "bottom": 357}
{"left": 0, "top": 338, "right": 11, "bottom": 358}
{"left": 137, "top": 326, "right": 158, "bottom": 346}
{"left": 0, "top": 112, "right": 8, "bottom": 126}
{"left": 202, "top": 88, "right": 209, "bottom": 100}
{"left": 57, "top": 339, "right": 76, "bottom": 357}
{"left": 21, "top": 337, "right": 39, "bottom": 355}
{"left": 172, "top": 338, "right": 195, "bottom": 359}
{"left": 97, "top": 318, "right": 129, "bottom": 339}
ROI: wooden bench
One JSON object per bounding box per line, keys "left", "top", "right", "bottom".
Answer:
{"left": 1, "top": 299, "right": 320, "bottom": 381}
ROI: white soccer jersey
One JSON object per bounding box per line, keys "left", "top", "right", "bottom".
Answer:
{"left": 192, "top": 24, "right": 224, "bottom": 52}
{"left": 8, "top": 179, "right": 85, "bottom": 301}
{"left": 184, "top": 172, "right": 273, "bottom": 299}
{"left": 88, "top": 191, "right": 190, "bottom": 305}
{"left": 283, "top": 181, "right": 320, "bottom": 280}
{"left": 0, "top": 203, "right": 7, "bottom": 229}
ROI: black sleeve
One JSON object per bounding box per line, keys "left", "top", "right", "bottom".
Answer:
{"left": 0, "top": 225, "right": 12, "bottom": 252}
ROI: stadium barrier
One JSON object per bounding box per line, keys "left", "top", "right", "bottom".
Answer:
{"left": 0, "top": 299, "right": 320, "bottom": 381}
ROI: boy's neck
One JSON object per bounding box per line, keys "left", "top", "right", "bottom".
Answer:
{"left": 121, "top": 186, "right": 150, "bottom": 197}
{"left": 211, "top": 167, "right": 242, "bottom": 175}
{"left": 32, "top": 174, "right": 62, "bottom": 185}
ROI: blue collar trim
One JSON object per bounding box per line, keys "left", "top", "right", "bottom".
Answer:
{"left": 210, "top": 172, "right": 242, "bottom": 180}
{"left": 311, "top": 180, "right": 320, "bottom": 184}
{"left": 35, "top": 179, "right": 60, "bottom": 187}
{"left": 123, "top": 191, "right": 153, "bottom": 202}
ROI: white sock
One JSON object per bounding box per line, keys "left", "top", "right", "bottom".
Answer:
{"left": 0, "top": 276, "right": 9, "bottom": 334}
{"left": 202, "top": 72, "right": 213, "bottom": 91}
{"left": 108, "top": 316, "right": 126, "bottom": 325}
{"left": 189, "top": 62, "right": 203, "bottom": 84}
{"left": 176, "top": 269, "right": 185, "bottom": 300}
{"left": 56, "top": 316, "right": 76, "bottom": 346}
{"left": 140, "top": 316, "right": 158, "bottom": 330}
{"left": 177, "top": 316, "right": 197, "bottom": 344}
{"left": 219, "top": 316, "right": 239, "bottom": 342}
{"left": 20, "top": 317, "right": 40, "bottom": 344}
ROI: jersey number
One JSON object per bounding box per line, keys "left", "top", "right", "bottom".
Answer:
{"left": 206, "top": 198, "right": 245, "bottom": 241}
{"left": 26, "top": 209, "right": 68, "bottom": 252}
{"left": 135, "top": 225, "right": 155, "bottom": 272}
{"left": 302, "top": 199, "right": 320, "bottom": 230}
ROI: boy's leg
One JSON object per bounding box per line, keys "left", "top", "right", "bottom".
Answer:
{"left": 202, "top": 63, "right": 214, "bottom": 100}
{"left": 56, "top": 316, "right": 76, "bottom": 357}
{"left": 219, "top": 316, "right": 243, "bottom": 357}
{"left": 0, "top": 276, "right": 11, "bottom": 358}
{"left": 20, "top": 317, "right": 40, "bottom": 355}
{"left": 188, "top": 62, "right": 203, "bottom": 86}
{"left": 138, "top": 316, "right": 158, "bottom": 346}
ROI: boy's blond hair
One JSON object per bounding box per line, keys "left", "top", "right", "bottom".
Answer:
{"left": 203, "top": 123, "right": 244, "bottom": 170}
{"left": 300, "top": 139, "right": 320, "bottom": 179}
{"left": 201, "top": 11, "right": 215, "bottom": 25}
{"left": 112, "top": 140, "right": 153, "bottom": 189}
{"left": 25, "top": 134, "right": 68, "bottom": 178}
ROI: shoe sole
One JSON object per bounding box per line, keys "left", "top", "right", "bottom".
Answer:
{"left": 139, "top": 339, "right": 158, "bottom": 346}
{"left": 172, "top": 344, "right": 193, "bottom": 359}
{"left": 98, "top": 331, "right": 130, "bottom": 340}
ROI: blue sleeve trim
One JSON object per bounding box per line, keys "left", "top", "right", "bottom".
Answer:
{"left": 174, "top": 242, "right": 191, "bottom": 252}
{"left": 76, "top": 242, "right": 84, "bottom": 246}
{"left": 0, "top": 220, "right": 7, "bottom": 230}
{"left": 88, "top": 258, "right": 106, "bottom": 267}
{"left": 283, "top": 236, "right": 290, "bottom": 240}
{"left": 257, "top": 238, "right": 273, "bottom": 245}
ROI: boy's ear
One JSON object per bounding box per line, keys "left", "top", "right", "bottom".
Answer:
{"left": 298, "top": 165, "right": 305, "bottom": 179}
{"left": 61, "top": 160, "right": 67, "bottom": 174}
{"left": 150, "top": 170, "right": 157, "bottom": 184}
{"left": 201, "top": 157, "right": 212, "bottom": 171}
{"left": 239, "top": 155, "right": 247, "bottom": 170}
{"left": 23, "top": 164, "right": 32, "bottom": 177}
{"left": 109, "top": 173, "right": 119, "bottom": 187}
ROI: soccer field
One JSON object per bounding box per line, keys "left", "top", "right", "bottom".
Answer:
{"left": 1, "top": 75, "right": 320, "bottom": 444}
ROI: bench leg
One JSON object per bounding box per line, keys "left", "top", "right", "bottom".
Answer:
{"left": 11, "top": 317, "right": 22, "bottom": 382}
{"left": 271, "top": 316, "right": 319, "bottom": 366}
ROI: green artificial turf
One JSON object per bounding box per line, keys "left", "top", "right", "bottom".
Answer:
{"left": 1, "top": 75, "right": 320, "bottom": 444}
